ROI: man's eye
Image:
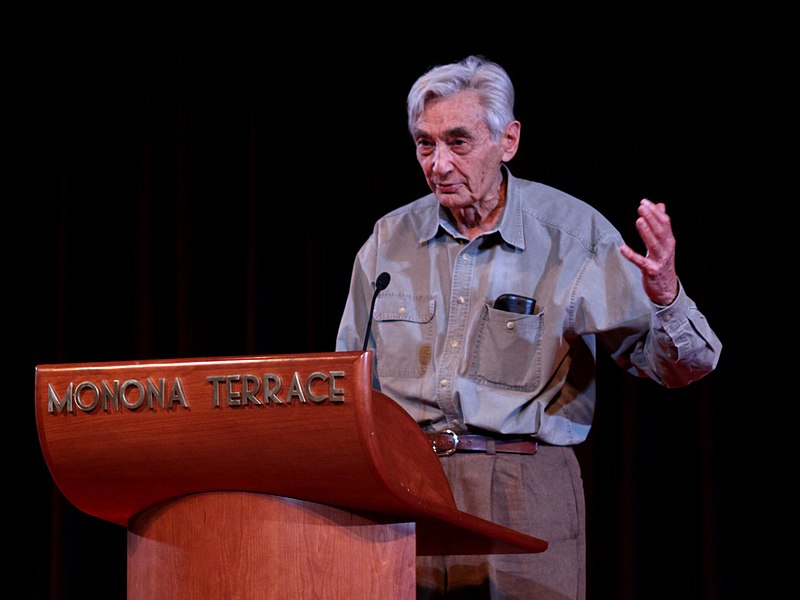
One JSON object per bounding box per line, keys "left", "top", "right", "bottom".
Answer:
{"left": 417, "top": 140, "right": 434, "bottom": 154}
{"left": 451, "top": 139, "right": 471, "bottom": 153}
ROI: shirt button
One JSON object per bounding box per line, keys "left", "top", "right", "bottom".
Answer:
{"left": 506, "top": 321, "right": 515, "bottom": 330}
{"left": 457, "top": 296, "right": 465, "bottom": 304}
{"left": 450, "top": 340, "right": 458, "bottom": 348}
{"left": 663, "top": 314, "right": 672, "bottom": 321}
{"left": 398, "top": 307, "right": 406, "bottom": 314}
{"left": 440, "top": 379, "right": 448, "bottom": 388}
{"left": 461, "top": 254, "right": 469, "bottom": 261}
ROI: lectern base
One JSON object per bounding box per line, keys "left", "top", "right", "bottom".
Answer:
{"left": 127, "top": 491, "right": 416, "bottom": 599}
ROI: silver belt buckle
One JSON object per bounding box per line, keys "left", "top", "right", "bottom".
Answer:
{"left": 431, "top": 429, "right": 459, "bottom": 456}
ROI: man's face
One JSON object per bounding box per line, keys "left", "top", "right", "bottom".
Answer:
{"left": 412, "top": 90, "right": 514, "bottom": 210}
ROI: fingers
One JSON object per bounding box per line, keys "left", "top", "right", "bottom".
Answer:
{"left": 619, "top": 243, "right": 645, "bottom": 268}
{"left": 621, "top": 199, "right": 680, "bottom": 305}
{"left": 635, "top": 198, "right": 675, "bottom": 259}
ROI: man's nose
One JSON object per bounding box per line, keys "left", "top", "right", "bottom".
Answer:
{"left": 432, "top": 144, "right": 454, "bottom": 174}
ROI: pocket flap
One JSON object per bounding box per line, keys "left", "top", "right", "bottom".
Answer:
{"left": 374, "top": 293, "right": 435, "bottom": 323}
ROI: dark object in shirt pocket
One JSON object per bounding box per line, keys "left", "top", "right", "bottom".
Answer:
{"left": 494, "top": 294, "right": 536, "bottom": 315}
{"left": 470, "top": 303, "right": 544, "bottom": 391}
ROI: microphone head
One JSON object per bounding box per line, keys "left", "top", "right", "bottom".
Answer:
{"left": 376, "top": 272, "right": 391, "bottom": 291}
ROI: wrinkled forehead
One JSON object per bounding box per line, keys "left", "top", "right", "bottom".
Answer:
{"left": 414, "top": 90, "right": 489, "bottom": 137}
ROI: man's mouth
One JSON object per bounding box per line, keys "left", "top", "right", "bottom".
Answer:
{"left": 434, "top": 181, "right": 461, "bottom": 193}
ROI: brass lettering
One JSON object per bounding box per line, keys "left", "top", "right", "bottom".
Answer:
{"left": 47, "top": 377, "right": 189, "bottom": 414}
{"left": 263, "top": 373, "right": 283, "bottom": 404}
{"left": 206, "top": 370, "right": 348, "bottom": 408}
{"left": 285, "top": 372, "right": 307, "bottom": 404}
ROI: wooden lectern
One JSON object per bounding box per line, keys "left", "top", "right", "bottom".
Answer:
{"left": 35, "top": 351, "right": 547, "bottom": 599}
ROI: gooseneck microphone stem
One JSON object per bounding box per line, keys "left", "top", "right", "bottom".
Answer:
{"left": 362, "top": 272, "right": 391, "bottom": 352}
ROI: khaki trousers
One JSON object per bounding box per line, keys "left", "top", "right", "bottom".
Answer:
{"left": 416, "top": 445, "right": 586, "bottom": 600}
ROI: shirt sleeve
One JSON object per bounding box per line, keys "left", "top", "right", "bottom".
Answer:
{"left": 577, "top": 237, "right": 722, "bottom": 389}
{"left": 629, "top": 283, "right": 723, "bottom": 388}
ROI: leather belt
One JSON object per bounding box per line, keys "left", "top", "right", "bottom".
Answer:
{"left": 425, "top": 429, "right": 538, "bottom": 456}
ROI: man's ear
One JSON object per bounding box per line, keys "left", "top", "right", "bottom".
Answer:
{"left": 501, "top": 120, "right": 521, "bottom": 162}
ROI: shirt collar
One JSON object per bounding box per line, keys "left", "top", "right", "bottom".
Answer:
{"left": 418, "top": 165, "right": 525, "bottom": 249}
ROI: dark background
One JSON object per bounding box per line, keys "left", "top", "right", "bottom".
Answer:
{"left": 14, "top": 27, "right": 784, "bottom": 599}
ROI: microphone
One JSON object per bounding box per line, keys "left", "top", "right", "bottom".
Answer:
{"left": 362, "top": 272, "right": 391, "bottom": 352}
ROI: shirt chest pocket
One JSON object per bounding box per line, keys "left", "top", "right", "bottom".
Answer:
{"left": 469, "top": 304, "right": 544, "bottom": 392}
{"left": 373, "top": 293, "right": 436, "bottom": 378}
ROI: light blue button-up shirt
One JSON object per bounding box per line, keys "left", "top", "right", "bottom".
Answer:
{"left": 336, "top": 168, "right": 722, "bottom": 445}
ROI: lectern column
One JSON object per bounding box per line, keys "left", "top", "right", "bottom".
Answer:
{"left": 127, "top": 491, "right": 416, "bottom": 600}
